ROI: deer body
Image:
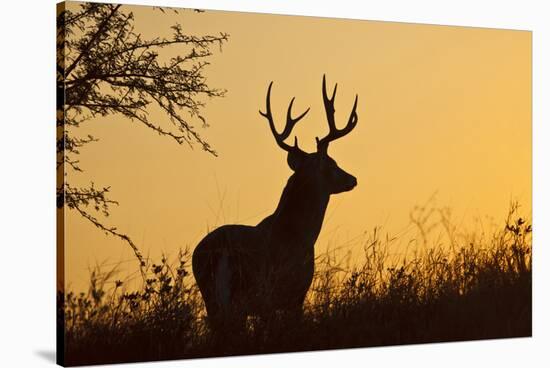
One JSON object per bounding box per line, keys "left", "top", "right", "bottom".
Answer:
{"left": 192, "top": 76, "right": 359, "bottom": 331}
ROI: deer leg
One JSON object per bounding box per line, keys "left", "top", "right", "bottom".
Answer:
{"left": 284, "top": 293, "right": 306, "bottom": 323}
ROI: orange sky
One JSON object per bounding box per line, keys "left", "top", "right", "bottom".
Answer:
{"left": 62, "top": 3, "right": 531, "bottom": 291}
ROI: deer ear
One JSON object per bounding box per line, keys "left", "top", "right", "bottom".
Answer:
{"left": 287, "top": 149, "right": 307, "bottom": 171}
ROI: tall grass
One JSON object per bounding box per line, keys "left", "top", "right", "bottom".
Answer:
{"left": 60, "top": 204, "right": 531, "bottom": 366}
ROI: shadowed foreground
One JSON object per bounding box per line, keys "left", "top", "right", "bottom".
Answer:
{"left": 60, "top": 206, "right": 531, "bottom": 366}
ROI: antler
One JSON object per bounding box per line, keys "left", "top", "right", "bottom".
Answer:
{"left": 316, "top": 74, "right": 359, "bottom": 154}
{"left": 259, "top": 82, "right": 310, "bottom": 152}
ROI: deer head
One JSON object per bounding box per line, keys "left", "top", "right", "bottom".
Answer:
{"left": 259, "top": 75, "right": 358, "bottom": 195}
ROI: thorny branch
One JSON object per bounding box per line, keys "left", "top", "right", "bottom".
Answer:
{"left": 57, "top": 3, "right": 229, "bottom": 273}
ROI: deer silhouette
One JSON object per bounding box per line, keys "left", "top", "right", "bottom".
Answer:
{"left": 192, "top": 75, "right": 359, "bottom": 332}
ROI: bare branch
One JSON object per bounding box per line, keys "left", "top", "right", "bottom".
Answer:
{"left": 57, "top": 3, "right": 229, "bottom": 268}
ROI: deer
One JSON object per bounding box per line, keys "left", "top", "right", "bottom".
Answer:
{"left": 192, "top": 75, "right": 359, "bottom": 333}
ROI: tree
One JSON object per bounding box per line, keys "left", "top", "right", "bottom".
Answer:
{"left": 56, "top": 3, "right": 229, "bottom": 269}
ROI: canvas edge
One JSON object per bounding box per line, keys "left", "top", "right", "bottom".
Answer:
{"left": 56, "top": 1, "right": 67, "bottom": 366}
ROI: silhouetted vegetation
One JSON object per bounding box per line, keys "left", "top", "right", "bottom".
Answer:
{"left": 57, "top": 3, "right": 229, "bottom": 265}
{"left": 60, "top": 204, "right": 531, "bottom": 366}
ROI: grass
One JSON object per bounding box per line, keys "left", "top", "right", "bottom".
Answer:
{"left": 59, "top": 203, "right": 532, "bottom": 366}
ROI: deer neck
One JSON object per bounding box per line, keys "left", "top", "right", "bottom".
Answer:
{"left": 265, "top": 173, "right": 330, "bottom": 247}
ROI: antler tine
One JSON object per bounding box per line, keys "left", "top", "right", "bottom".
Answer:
{"left": 282, "top": 97, "right": 311, "bottom": 139}
{"left": 321, "top": 74, "right": 338, "bottom": 130}
{"left": 259, "top": 81, "right": 310, "bottom": 152}
{"left": 317, "top": 75, "right": 359, "bottom": 153}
